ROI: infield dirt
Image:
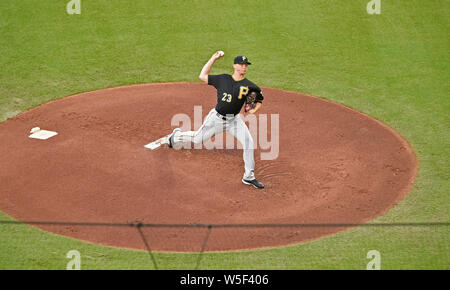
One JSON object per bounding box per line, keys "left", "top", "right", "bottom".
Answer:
{"left": 0, "top": 83, "right": 417, "bottom": 252}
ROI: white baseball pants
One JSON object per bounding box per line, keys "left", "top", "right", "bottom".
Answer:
{"left": 172, "top": 108, "right": 256, "bottom": 181}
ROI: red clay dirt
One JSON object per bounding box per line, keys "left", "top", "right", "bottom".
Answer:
{"left": 0, "top": 82, "right": 417, "bottom": 252}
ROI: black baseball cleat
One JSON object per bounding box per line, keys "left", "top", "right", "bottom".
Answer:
{"left": 168, "top": 128, "right": 181, "bottom": 148}
{"left": 242, "top": 178, "right": 264, "bottom": 189}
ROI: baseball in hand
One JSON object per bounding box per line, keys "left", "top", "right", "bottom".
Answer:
{"left": 218, "top": 51, "right": 224, "bottom": 57}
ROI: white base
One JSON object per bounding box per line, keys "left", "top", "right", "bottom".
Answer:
{"left": 29, "top": 129, "right": 58, "bottom": 140}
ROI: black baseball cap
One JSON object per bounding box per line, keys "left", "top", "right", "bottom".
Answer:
{"left": 234, "top": 56, "right": 252, "bottom": 65}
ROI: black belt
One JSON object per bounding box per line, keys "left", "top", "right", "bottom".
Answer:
{"left": 216, "top": 112, "right": 235, "bottom": 121}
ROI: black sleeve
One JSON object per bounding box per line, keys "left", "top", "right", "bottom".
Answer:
{"left": 256, "top": 89, "right": 264, "bottom": 103}
{"left": 208, "top": 74, "right": 225, "bottom": 88}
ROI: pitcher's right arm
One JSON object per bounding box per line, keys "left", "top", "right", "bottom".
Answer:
{"left": 199, "top": 51, "right": 224, "bottom": 83}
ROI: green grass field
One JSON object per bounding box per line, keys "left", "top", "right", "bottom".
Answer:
{"left": 0, "top": 0, "right": 448, "bottom": 269}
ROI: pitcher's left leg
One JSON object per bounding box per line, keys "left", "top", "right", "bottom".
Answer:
{"left": 229, "top": 116, "right": 264, "bottom": 189}
{"left": 227, "top": 116, "right": 263, "bottom": 188}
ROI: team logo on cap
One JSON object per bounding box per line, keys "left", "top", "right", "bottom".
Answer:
{"left": 242, "top": 56, "right": 246, "bottom": 61}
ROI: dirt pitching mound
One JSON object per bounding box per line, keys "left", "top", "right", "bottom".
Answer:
{"left": 0, "top": 82, "right": 417, "bottom": 252}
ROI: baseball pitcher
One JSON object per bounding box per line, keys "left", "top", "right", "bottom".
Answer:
{"left": 168, "top": 51, "right": 264, "bottom": 189}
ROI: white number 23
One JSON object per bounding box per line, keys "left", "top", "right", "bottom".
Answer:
{"left": 222, "top": 93, "right": 232, "bottom": 103}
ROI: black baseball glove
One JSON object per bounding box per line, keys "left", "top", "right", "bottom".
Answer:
{"left": 244, "top": 91, "right": 258, "bottom": 113}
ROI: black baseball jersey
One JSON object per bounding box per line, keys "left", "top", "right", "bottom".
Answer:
{"left": 208, "top": 74, "right": 264, "bottom": 116}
